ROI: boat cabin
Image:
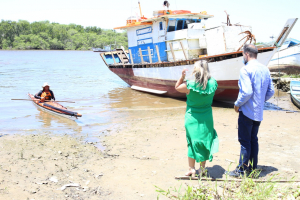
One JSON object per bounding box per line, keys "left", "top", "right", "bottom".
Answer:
{"left": 103, "top": 9, "right": 253, "bottom": 66}
{"left": 105, "top": 10, "right": 213, "bottom": 65}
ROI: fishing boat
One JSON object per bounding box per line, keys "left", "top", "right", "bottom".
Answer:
{"left": 290, "top": 81, "right": 300, "bottom": 109}
{"left": 28, "top": 93, "right": 82, "bottom": 120}
{"left": 268, "top": 38, "right": 300, "bottom": 74}
{"left": 99, "top": 2, "right": 297, "bottom": 103}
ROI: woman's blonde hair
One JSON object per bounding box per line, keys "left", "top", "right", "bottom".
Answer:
{"left": 193, "top": 60, "right": 211, "bottom": 90}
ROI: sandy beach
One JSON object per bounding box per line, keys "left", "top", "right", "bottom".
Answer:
{"left": 1, "top": 1, "right": 300, "bottom": 199}
{"left": 0, "top": 101, "right": 299, "bottom": 199}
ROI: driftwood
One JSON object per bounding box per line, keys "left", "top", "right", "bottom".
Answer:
{"left": 237, "top": 31, "right": 257, "bottom": 51}
{"left": 175, "top": 176, "right": 300, "bottom": 183}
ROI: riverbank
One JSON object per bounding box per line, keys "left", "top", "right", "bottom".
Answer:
{"left": 0, "top": 20, "right": 127, "bottom": 50}
{"left": 271, "top": 72, "right": 300, "bottom": 92}
{"left": 1, "top": 105, "right": 299, "bottom": 199}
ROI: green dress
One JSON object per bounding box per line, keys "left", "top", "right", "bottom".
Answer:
{"left": 185, "top": 77, "right": 219, "bottom": 163}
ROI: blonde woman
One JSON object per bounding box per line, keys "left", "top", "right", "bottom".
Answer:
{"left": 175, "top": 60, "right": 219, "bottom": 177}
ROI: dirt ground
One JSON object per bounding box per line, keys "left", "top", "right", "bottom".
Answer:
{"left": 0, "top": 104, "right": 299, "bottom": 199}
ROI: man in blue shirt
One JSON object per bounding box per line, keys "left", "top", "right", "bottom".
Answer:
{"left": 227, "top": 44, "right": 274, "bottom": 177}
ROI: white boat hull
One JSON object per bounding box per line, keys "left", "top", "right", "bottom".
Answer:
{"left": 268, "top": 44, "right": 300, "bottom": 74}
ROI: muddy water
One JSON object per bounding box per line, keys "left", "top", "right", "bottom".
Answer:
{"left": 0, "top": 50, "right": 298, "bottom": 141}
{"left": 0, "top": 50, "right": 185, "bottom": 141}
{"left": 266, "top": 89, "right": 299, "bottom": 111}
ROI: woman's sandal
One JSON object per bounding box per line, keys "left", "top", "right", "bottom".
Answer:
{"left": 175, "top": 170, "right": 201, "bottom": 180}
{"left": 175, "top": 168, "right": 208, "bottom": 180}
{"left": 185, "top": 169, "right": 196, "bottom": 176}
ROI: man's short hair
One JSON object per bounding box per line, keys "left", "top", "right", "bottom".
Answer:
{"left": 243, "top": 44, "right": 258, "bottom": 58}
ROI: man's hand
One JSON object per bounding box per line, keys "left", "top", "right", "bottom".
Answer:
{"left": 41, "top": 97, "right": 45, "bottom": 102}
{"left": 234, "top": 105, "right": 239, "bottom": 113}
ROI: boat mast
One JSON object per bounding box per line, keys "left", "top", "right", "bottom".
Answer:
{"left": 138, "top": 1, "right": 143, "bottom": 18}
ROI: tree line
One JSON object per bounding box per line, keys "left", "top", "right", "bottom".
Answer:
{"left": 0, "top": 20, "right": 128, "bottom": 50}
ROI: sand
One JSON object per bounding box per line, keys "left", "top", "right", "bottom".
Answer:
{"left": 0, "top": 105, "right": 299, "bottom": 199}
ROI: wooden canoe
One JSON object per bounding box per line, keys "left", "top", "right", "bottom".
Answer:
{"left": 28, "top": 93, "right": 82, "bottom": 120}
{"left": 290, "top": 81, "right": 300, "bottom": 109}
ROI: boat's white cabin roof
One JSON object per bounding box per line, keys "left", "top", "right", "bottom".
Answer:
{"left": 142, "top": 13, "right": 213, "bottom": 22}
{"left": 114, "top": 10, "right": 213, "bottom": 30}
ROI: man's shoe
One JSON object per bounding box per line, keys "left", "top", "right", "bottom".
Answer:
{"left": 225, "top": 168, "right": 246, "bottom": 178}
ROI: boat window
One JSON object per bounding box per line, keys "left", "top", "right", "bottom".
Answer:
{"left": 176, "top": 20, "right": 184, "bottom": 30}
{"left": 193, "top": 19, "right": 201, "bottom": 23}
{"left": 168, "top": 20, "right": 176, "bottom": 32}
{"left": 183, "top": 20, "right": 192, "bottom": 29}
{"left": 289, "top": 41, "right": 297, "bottom": 47}
{"left": 159, "top": 22, "right": 163, "bottom": 30}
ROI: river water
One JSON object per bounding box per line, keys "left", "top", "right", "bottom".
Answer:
{"left": 0, "top": 50, "right": 186, "bottom": 142}
{"left": 0, "top": 50, "right": 298, "bottom": 143}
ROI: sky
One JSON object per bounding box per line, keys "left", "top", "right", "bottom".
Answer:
{"left": 1, "top": 0, "right": 300, "bottom": 42}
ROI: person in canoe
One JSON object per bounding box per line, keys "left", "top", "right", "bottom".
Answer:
{"left": 34, "top": 82, "right": 55, "bottom": 102}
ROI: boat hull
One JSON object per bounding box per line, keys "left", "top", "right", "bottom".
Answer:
{"left": 28, "top": 94, "right": 79, "bottom": 120}
{"left": 290, "top": 81, "right": 300, "bottom": 109}
{"left": 268, "top": 44, "right": 300, "bottom": 74}
{"left": 110, "top": 50, "right": 274, "bottom": 103}
{"left": 291, "top": 94, "right": 300, "bottom": 109}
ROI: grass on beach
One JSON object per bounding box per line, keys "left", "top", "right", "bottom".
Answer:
{"left": 156, "top": 170, "right": 300, "bottom": 199}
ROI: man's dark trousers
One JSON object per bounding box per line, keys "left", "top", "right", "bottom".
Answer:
{"left": 238, "top": 111, "right": 261, "bottom": 171}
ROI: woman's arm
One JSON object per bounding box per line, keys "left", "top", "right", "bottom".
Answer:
{"left": 175, "top": 69, "right": 190, "bottom": 94}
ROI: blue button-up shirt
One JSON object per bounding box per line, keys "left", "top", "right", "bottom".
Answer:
{"left": 234, "top": 59, "right": 274, "bottom": 121}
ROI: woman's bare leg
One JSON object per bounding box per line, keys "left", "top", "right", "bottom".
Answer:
{"left": 196, "top": 161, "right": 206, "bottom": 175}
{"left": 185, "top": 157, "right": 196, "bottom": 176}
{"left": 200, "top": 161, "right": 206, "bottom": 169}
{"left": 188, "top": 157, "right": 196, "bottom": 169}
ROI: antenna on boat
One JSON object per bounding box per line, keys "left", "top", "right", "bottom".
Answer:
{"left": 138, "top": 1, "right": 143, "bottom": 18}
{"left": 224, "top": 11, "right": 232, "bottom": 26}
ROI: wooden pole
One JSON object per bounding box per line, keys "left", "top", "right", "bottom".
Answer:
{"left": 111, "top": 52, "right": 116, "bottom": 64}
{"left": 11, "top": 99, "right": 75, "bottom": 103}
{"left": 169, "top": 43, "right": 176, "bottom": 62}
{"left": 139, "top": 48, "right": 144, "bottom": 64}
{"left": 180, "top": 41, "right": 188, "bottom": 60}
{"left": 138, "top": 1, "right": 143, "bottom": 18}
{"left": 180, "top": 41, "right": 189, "bottom": 64}
{"left": 129, "top": 49, "right": 134, "bottom": 64}
{"left": 147, "top": 46, "right": 152, "bottom": 64}
{"left": 175, "top": 176, "right": 300, "bottom": 183}
{"left": 155, "top": 45, "right": 161, "bottom": 63}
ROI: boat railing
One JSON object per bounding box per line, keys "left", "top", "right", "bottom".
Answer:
{"left": 100, "top": 47, "right": 275, "bottom": 69}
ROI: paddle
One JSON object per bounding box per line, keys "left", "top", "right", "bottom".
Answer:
{"left": 11, "top": 99, "right": 75, "bottom": 103}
